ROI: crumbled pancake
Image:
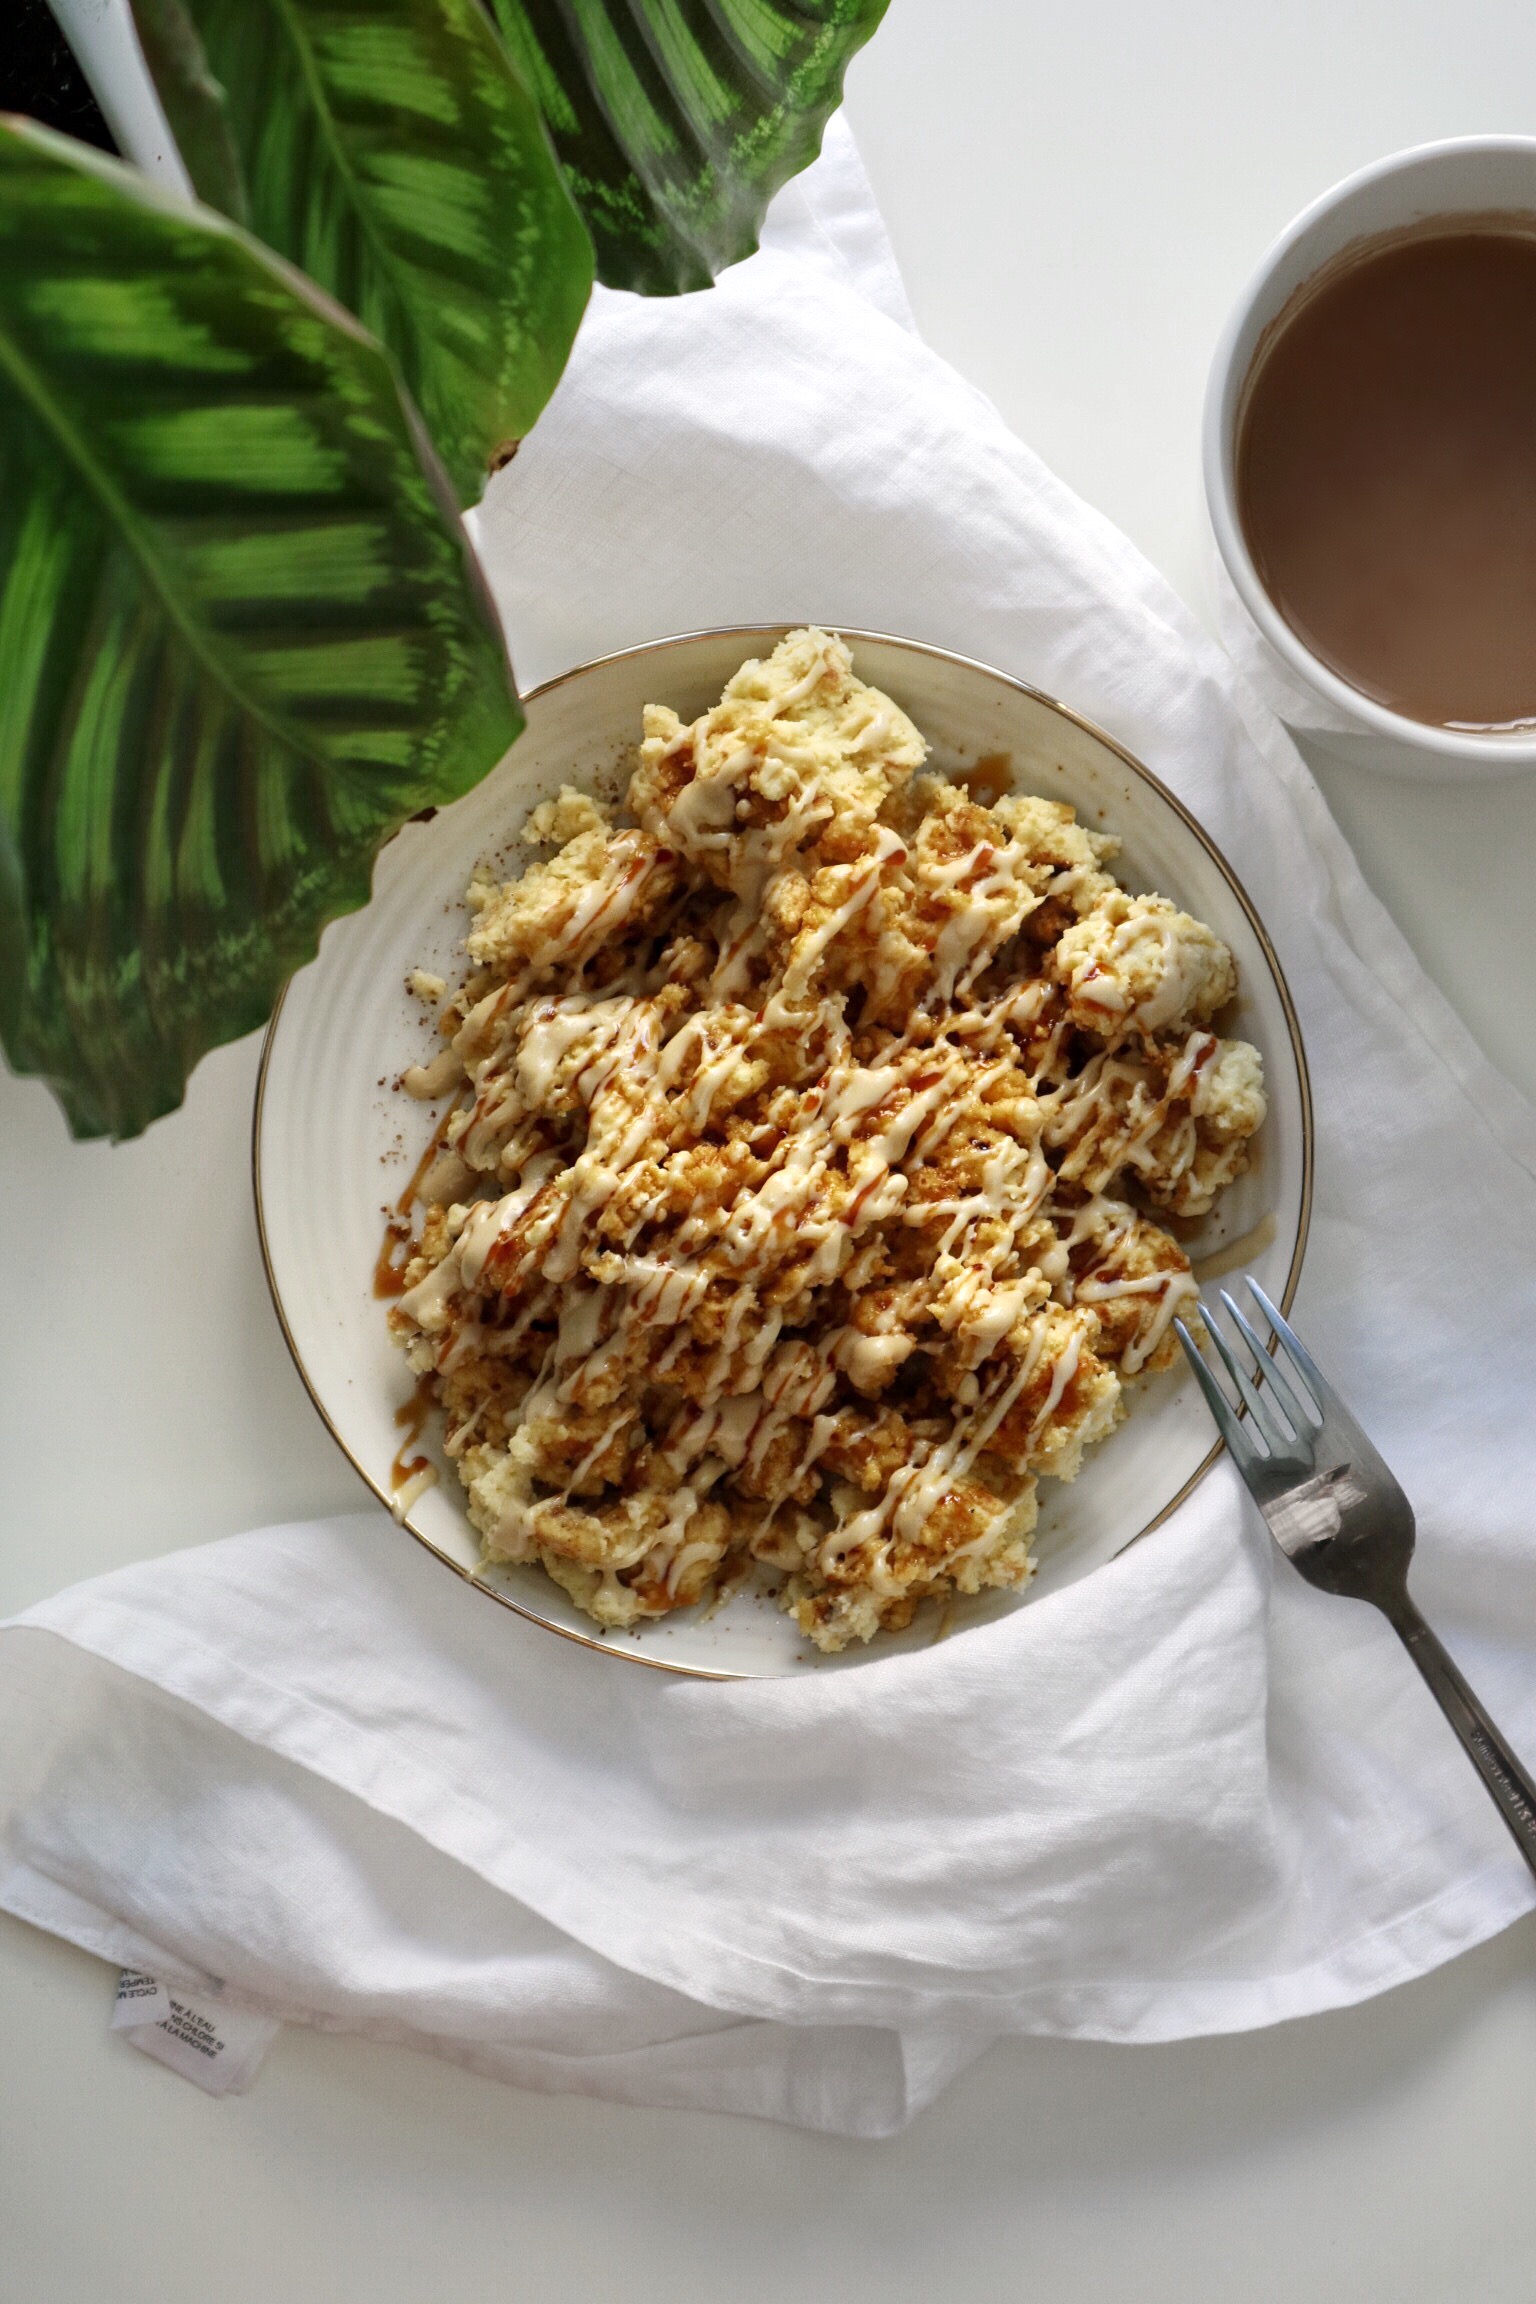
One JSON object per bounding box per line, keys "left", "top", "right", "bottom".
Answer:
{"left": 388, "top": 630, "right": 1265, "bottom": 1651}
{"left": 1055, "top": 890, "right": 1235, "bottom": 1036}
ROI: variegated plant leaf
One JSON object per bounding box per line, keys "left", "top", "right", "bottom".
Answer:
{"left": 484, "top": 0, "right": 889, "bottom": 293}
{"left": 0, "top": 122, "right": 520, "bottom": 1139}
{"left": 129, "top": 0, "right": 595, "bottom": 504}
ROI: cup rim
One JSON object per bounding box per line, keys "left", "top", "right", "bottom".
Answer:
{"left": 1203, "top": 133, "right": 1536, "bottom": 767}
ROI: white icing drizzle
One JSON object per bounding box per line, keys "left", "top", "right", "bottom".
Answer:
{"left": 387, "top": 630, "right": 1262, "bottom": 1645}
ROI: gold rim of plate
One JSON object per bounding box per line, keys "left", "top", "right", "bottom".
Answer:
{"left": 252, "top": 624, "right": 1315, "bottom": 1680}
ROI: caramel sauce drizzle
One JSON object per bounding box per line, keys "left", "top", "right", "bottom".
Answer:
{"left": 377, "top": 1095, "right": 463, "bottom": 1505}
{"left": 373, "top": 1219, "right": 413, "bottom": 1300}
{"left": 372, "top": 1098, "right": 460, "bottom": 1299}
{"left": 389, "top": 1371, "right": 438, "bottom": 1494}
{"left": 955, "top": 752, "right": 1013, "bottom": 808}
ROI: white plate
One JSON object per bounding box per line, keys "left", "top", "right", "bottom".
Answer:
{"left": 255, "top": 627, "right": 1312, "bottom": 1678}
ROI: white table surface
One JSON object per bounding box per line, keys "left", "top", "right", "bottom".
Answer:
{"left": 6, "top": 2, "right": 1536, "bottom": 2297}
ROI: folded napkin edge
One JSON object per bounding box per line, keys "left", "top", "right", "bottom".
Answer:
{"left": 5, "top": 1614, "right": 1532, "bottom": 2049}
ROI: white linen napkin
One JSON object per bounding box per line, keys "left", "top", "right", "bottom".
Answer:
{"left": 5, "top": 118, "right": 1536, "bottom": 2139}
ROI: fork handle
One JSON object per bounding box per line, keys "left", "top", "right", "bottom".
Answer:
{"left": 1387, "top": 1596, "right": 1536, "bottom": 1882}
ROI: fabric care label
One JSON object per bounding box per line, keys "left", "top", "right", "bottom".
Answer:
{"left": 111, "top": 1971, "right": 280, "bottom": 2096}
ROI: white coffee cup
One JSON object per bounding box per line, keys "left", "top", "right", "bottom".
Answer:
{"left": 1204, "top": 136, "right": 1536, "bottom": 782}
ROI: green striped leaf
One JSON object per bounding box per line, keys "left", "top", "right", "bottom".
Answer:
{"left": 130, "top": 0, "right": 595, "bottom": 505}
{"left": 485, "top": 0, "right": 889, "bottom": 293}
{"left": 0, "top": 122, "right": 521, "bottom": 1140}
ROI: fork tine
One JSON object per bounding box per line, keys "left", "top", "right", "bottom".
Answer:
{"left": 1243, "top": 1279, "right": 1331, "bottom": 1417}
{"left": 1197, "top": 1311, "right": 1287, "bottom": 1452}
{"left": 1175, "top": 1318, "right": 1261, "bottom": 1471}
{"left": 1220, "top": 1290, "right": 1321, "bottom": 1434}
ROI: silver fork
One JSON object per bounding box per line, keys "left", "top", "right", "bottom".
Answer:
{"left": 1176, "top": 1279, "right": 1536, "bottom": 1880}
